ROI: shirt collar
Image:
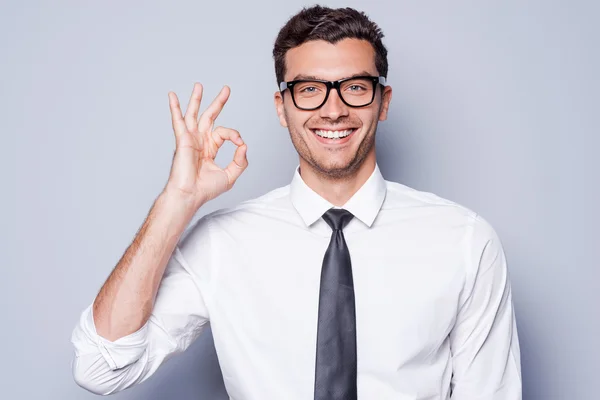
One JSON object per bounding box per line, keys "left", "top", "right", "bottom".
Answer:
{"left": 290, "top": 164, "right": 387, "bottom": 228}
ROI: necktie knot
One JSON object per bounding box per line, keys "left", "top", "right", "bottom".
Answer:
{"left": 322, "top": 208, "right": 354, "bottom": 231}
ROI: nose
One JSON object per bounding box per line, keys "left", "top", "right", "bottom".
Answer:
{"left": 318, "top": 88, "right": 349, "bottom": 120}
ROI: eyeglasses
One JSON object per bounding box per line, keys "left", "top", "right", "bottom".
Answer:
{"left": 279, "top": 75, "right": 387, "bottom": 111}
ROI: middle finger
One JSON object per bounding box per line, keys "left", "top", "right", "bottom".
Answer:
{"left": 184, "top": 83, "right": 203, "bottom": 132}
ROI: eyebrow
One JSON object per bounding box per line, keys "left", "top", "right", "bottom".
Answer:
{"left": 290, "top": 71, "right": 375, "bottom": 81}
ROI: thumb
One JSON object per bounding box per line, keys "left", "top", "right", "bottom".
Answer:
{"left": 224, "top": 144, "right": 248, "bottom": 186}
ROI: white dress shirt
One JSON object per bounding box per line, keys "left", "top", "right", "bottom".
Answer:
{"left": 71, "top": 164, "right": 522, "bottom": 399}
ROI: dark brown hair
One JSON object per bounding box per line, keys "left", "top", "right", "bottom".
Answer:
{"left": 272, "top": 5, "right": 388, "bottom": 85}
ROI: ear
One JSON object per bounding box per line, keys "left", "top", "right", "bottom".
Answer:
{"left": 378, "top": 85, "right": 393, "bottom": 121}
{"left": 274, "top": 91, "right": 288, "bottom": 128}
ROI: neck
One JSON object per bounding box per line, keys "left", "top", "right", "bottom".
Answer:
{"left": 299, "top": 152, "right": 377, "bottom": 207}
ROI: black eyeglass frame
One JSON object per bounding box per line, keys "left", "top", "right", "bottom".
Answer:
{"left": 279, "top": 75, "right": 387, "bottom": 111}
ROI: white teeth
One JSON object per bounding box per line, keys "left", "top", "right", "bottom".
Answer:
{"left": 314, "top": 129, "right": 354, "bottom": 139}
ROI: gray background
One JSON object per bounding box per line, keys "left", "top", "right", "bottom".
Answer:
{"left": 1, "top": 0, "right": 598, "bottom": 399}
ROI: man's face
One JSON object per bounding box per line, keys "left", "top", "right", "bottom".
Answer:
{"left": 274, "top": 38, "right": 392, "bottom": 180}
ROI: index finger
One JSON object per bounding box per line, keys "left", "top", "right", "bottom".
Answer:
{"left": 184, "top": 83, "right": 204, "bottom": 130}
{"left": 198, "top": 85, "right": 230, "bottom": 135}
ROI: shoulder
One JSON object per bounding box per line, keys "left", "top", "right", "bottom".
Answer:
{"left": 383, "top": 180, "right": 507, "bottom": 278}
{"left": 383, "top": 179, "right": 478, "bottom": 220}
{"left": 185, "top": 184, "right": 294, "bottom": 234}
{"left": 382, "top": 179, "right": 500, "bottom": 243}
{"left": 210, "top": 184, "right": 292, "bottom": 219}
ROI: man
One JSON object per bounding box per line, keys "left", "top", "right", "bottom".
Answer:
{"left": 71, "top": 5, "right": 522, "bottom": 399}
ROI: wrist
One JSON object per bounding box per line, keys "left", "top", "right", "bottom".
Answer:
{"left": 155, "top": 191, "right": 201, "bottom": 229}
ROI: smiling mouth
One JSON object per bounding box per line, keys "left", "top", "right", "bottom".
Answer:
{"left": 310, "top": 128, "right": 357, "bottom": 140}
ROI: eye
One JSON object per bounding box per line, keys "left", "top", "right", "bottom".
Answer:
{"left": 299, "top": 86, "right": 319, "bottom": 93}
{"left": 347, "top": 85, "right": 367, "bottom": 92}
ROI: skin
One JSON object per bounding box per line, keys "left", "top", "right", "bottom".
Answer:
{"left": 274, "top": 38, "right": 393, "bottom": 206}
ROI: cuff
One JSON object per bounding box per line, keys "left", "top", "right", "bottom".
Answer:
{"left": 83, "top": 304, "right": 150, "bottom": 370}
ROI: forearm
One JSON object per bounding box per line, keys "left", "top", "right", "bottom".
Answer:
{"left": 92, "top": 191, "right": 199, "bottom": 341}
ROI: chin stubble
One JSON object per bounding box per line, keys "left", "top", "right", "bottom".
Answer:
{"left": 288, "top": 124, "right": 377, "bottom": 181}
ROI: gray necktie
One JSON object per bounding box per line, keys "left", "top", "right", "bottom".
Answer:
{"left": 314, "top": 208, "right": 357, "bottom": 400}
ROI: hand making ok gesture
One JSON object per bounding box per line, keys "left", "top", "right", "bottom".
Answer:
{"left": 163, "top": 83, "right": 248, "bottom": 210}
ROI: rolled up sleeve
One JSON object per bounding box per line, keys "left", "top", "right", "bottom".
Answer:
{"left": 70, "top": 215, "right": 215, "bottom": 395}
{"left": 449, "top": 214, "right": 522, "bottom": 399}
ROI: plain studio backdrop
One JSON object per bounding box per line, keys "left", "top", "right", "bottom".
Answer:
{"left": 1, "top": 0, "right": 598, "bottom": 399}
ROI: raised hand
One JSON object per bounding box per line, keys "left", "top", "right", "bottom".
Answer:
{"left": 163, "top": 83, "right": 248, "bottom": 210}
